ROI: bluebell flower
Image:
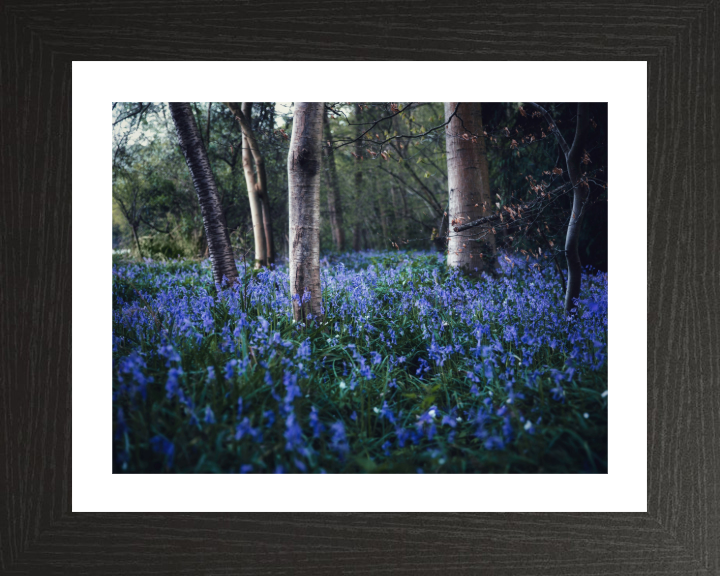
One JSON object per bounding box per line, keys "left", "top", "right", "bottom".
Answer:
{"left": 358, "top": 358, "right": 374, "bottom": 380}
{"left": 204, "top": 406, "right": 216, "bottom": 424}
{"left": 263, "top": 410, "right": 275, "bottom": 428}
{"left": 235, "top": 417, "right": 261, "bottom": 442}
{"left": 165, "top": 367, "right": 184, "bottom": 401}
{"left": 379, "top": 401, "right": 396, "bottom": 424}
{"left": 550, "top": 383, "right": 565, "bottom": 402}
{"left": 329, "top": 421, "right": 349, "bottom": 458}
{"left": 283, "top": 371, "right": 302, "bottom": 408}
{"left": 225, "top": 359, "right": 238, "bottom": 380}
{"left": 284, "top": 413, "right": 305, "bottom": 453}
{"left": 484, "top": 436, "right": 505, "bottom": 450}
{"left": 441, "top": 412, "right": 458, "bottom": 428}
{"left": 296, "top": 339, "right": 311, "bottom": 360}
{"left": 415, "top": 407, "right": 437, "bottom": 440}
{"left": 150, "top": 435, "right": 175, "bottom": 468}
{"left": 396, "top": 427, "right": 409, "bottom": 448}
{"left": 158, "top": 344, "right": 181, "bottom": 367}
{"left": 309, "top": 406, "right": 324, "bottom": 438}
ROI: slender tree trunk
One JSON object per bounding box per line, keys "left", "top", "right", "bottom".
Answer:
{"left": 131, "top": 224, "right": 144, "bottom": 259}
{"left": 563, "top": 103, "right": 590, "bottom": 313}
{"left": 243, "top": 104, "right": 267, "bottom": 267}
{"left": 444, "top": 102, "right": 495, "bottom": 275}
{"left": 353, "top": 103, "right": 364, "bottom": 252}
{"left": 288, "top": 102, "right": 324, "bottom": 323}
{"left": 169, "top": 102, "right": 238, "bottom": 287}
{"left": 389, "top": 185, "right": 403, "bottom": 242}
{"left": 243, "top": 102, "right": 276, "bottom": 266}
{"left": 322, "top": 109, "right": 345, "bottom": 251}
{"left": 528, "top": 102, "right": 591, "bottom": 314}
{"left": 226, "top": 102, "right": 276, "bottom": 266}
{"left": 378, "top": 193, "right": 389, "bottom": 246}
{"left": 434, "top": 208, "right": 448, "bottom": 252}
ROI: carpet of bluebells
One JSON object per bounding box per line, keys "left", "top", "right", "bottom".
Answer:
{"left": 113, "top": 250, "right": 608, "bottom": 473}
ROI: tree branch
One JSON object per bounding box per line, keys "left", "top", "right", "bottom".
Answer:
{"left": 527, "top": 102, "right": 570, "bottom": 158}
{"left": 453, "top": 183, "right": 572, "bottom": 232}
{"left": 332, "top": 103, "right": 461, "bottom": 150}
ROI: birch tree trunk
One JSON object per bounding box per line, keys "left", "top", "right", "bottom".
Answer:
{"left": 225, "top": 102, "right": 266, "bottom": 268}
{"left": 242, "top": 102, "right": 276, "bottom": 266}
{"left": 288, "top": 102, "right": 324, "bottom": 322}
{"left": 444, "top": 102, "right": 495, "bottom": 274}
{"left": 169, "top": 102, "right": 238, "bottom": 287}
{"left": 322, "top": 109, "right": 345, "bottom": 251}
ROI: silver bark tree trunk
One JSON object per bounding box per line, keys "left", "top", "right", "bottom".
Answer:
{"left": 242, "top": 102, "right": 276, "bottom": 266}
{"left": 444, "top": 102, "right": 495, "bottom": 274}
{"left": 288, "top": 102, "right": 324, "bottom": 322}
{"left": 225, "top": 102, "right": 266, "bottom": 268}
{"left": 169, "top": 102, "right": 238, "bottom": 287}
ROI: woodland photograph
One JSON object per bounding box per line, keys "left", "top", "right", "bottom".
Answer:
{"left": 112, "top": 101, "right": 608, "bottom": 474}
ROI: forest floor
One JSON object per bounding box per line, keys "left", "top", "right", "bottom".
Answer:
{"left": 112, "top": 250, "right": 608, "bottom": 473}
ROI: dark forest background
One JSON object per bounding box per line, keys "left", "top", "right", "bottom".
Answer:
{"left": 113, "top": 102, "right": 607, "bottom": 271}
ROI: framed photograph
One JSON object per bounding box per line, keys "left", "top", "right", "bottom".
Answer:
{"left": 2, "top": 2, "right": 717, "bottom": 574}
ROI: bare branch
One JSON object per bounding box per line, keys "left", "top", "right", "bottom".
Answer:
{"left": 453, "top": 183, "right": 572, "bottom": 232}
{"left": 527, "top": 102, "right": 570, "bottom": 158}
{"left": 333, "top": 103, "right": 461, "bottom": 150}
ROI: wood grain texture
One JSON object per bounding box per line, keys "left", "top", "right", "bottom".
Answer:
{"left": 1, "top": 0, "right": 717, "bottom": 573}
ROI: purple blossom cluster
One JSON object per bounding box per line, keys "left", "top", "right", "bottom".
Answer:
{"left": 113, "top": 250, "right": 608, "bottom": 473}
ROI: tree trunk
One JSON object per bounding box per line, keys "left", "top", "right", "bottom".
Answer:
{"left": 353, "top": 103, "right": 364, "bottom": 252}
{"left": 288, "top": 102, "right": 324, "bottom": 323}
{"left": 169, "top": 102, "right": 238, "bottom": 287}
{"left": 563, "top": 103, "right": 590, "bottom": 313}
{"left": 389, "top": 185, "right": 403, "bottom": 242}
{"left": 378, "top": 193, "right": 389, "bottom": 247}
{"left": 224, "top": 102, "right": 266, "bottom": 268}
{"left": 242, "top": 102, "right": 276, "bottom": 266}
{"left": 131, "top": 224, "right": 143, "bottom": 259}
{"left": 528, "top": 102, "right": 591, "bottom": 314}
{"left": 205, "top": 102, "right": 212, "bottom": 148}
{"left": 322, "top": 109, "right": 345, "bottom": 251}
{"left": 444, "top": 102, "right": 495, "bottom": 275}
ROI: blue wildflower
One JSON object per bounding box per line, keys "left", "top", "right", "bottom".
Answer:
{"left": 150, "top": 435, "right": 175, "bottom": 468}
{"left": 204, "top": 406, "right": 216, "bottom": 424}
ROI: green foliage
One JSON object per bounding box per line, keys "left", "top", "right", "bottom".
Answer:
{"left": 139, "top": 233, "right": 194, "bottom": 260}
{"left": 112, "top": 101, "right": 608, "bottom": 268}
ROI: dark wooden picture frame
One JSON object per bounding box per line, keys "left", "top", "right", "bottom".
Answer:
{"left": 2, "top": 1, "right": 717, "bottom": 573}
